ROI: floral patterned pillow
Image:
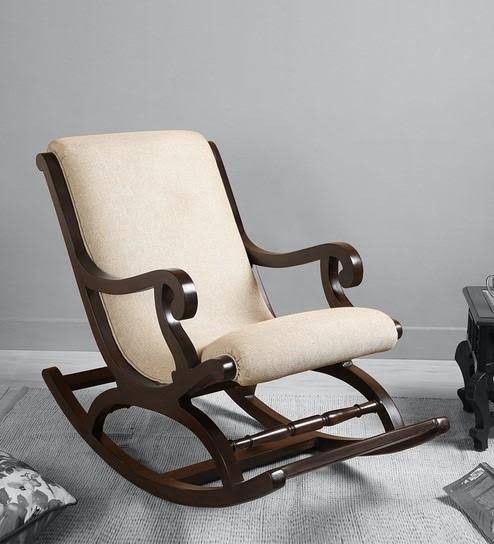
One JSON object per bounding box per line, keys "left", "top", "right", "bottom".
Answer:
{"left": 0, "top": 450, "right": 76, "bottom": 543}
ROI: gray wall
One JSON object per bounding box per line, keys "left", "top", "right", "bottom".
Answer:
{"left": 1, "top": 1, "right": 493, "bottom": 358}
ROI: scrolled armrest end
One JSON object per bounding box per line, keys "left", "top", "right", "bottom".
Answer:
{"left": 156, "top": 268, "right": 198, "bottom": 321}
{"left": 323, "top": 242, "right": 363, "bottom": 289}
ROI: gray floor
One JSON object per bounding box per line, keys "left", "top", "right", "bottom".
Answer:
{"left": 0, "top": 387, "right": 485, "bottom": 544}
{"left": 0, "top": 351, "right": 482, "bottom": 544}
{"left": 0, "top": 350, "right": 463, "bottom": 398}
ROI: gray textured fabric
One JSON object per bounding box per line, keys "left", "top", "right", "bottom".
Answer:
{"left": 0, "top": 387, "right": 487, "bottom": 543}
{"left": 0, "top": 387, "right": 28, "bottom": 423}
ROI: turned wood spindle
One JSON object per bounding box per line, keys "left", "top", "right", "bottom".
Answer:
{"left": 230, "top": 400, "right": 380, "bottom": 451}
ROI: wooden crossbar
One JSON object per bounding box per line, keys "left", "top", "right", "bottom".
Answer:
{"left": 63, "top": 366, "right": 116, "bottom": 391}
{"left": 230, "top": 400, "right": 380, "bottom": 451}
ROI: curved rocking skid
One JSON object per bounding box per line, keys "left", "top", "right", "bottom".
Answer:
{"left": 42, "top": 362, "right": 449, "bottom": 507}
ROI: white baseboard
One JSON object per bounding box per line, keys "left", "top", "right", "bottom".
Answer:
{"left": 0, "top": 318, "right": 465, "bottom": 360}
{"left": 379, "top": 326, "right": 465, "bottom": 360}
{"left": 0, "top": 318, "right": 97, "bottom": 351}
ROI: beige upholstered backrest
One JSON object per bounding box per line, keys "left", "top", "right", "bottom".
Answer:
{"left": 48, "top": 130, "right": 272, "bottom": 382}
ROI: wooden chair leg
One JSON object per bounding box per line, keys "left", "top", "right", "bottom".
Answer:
{"left": 317, "top": 361, "right": 404, "bottom": 430}
{"left": 172, "top": 400, "right": 244, "bottom": 487}
{"left": 87, "top": 388, "right": 129, "bottom": 438}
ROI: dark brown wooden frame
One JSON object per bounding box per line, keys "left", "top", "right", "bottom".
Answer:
{"left": 36, "top": 141, "right": 449, "bottom": 507}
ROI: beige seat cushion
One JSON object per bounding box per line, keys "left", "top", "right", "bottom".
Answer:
{"left": 48, "top": 131, "right": 273, "bottom": 383}
{"left": 201, "top": 307, "right": 398, "bottom": 386}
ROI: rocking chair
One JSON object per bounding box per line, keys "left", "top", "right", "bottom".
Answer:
{"left": 36, "top": 130, "right": 449, "bottom": 507}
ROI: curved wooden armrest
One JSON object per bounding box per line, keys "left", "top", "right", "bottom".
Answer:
{"left": 77, "top": 259, "right": 200, "bottom": 371}
{"left": 78, "top": 259, "right": 197, "bottom": 321}
{"left": 244, "top": 238, "right": 363, "bottom": 308}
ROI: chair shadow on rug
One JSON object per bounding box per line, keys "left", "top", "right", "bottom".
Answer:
{"left": 36, "top": 130, "right": 449, "bottom": 507}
